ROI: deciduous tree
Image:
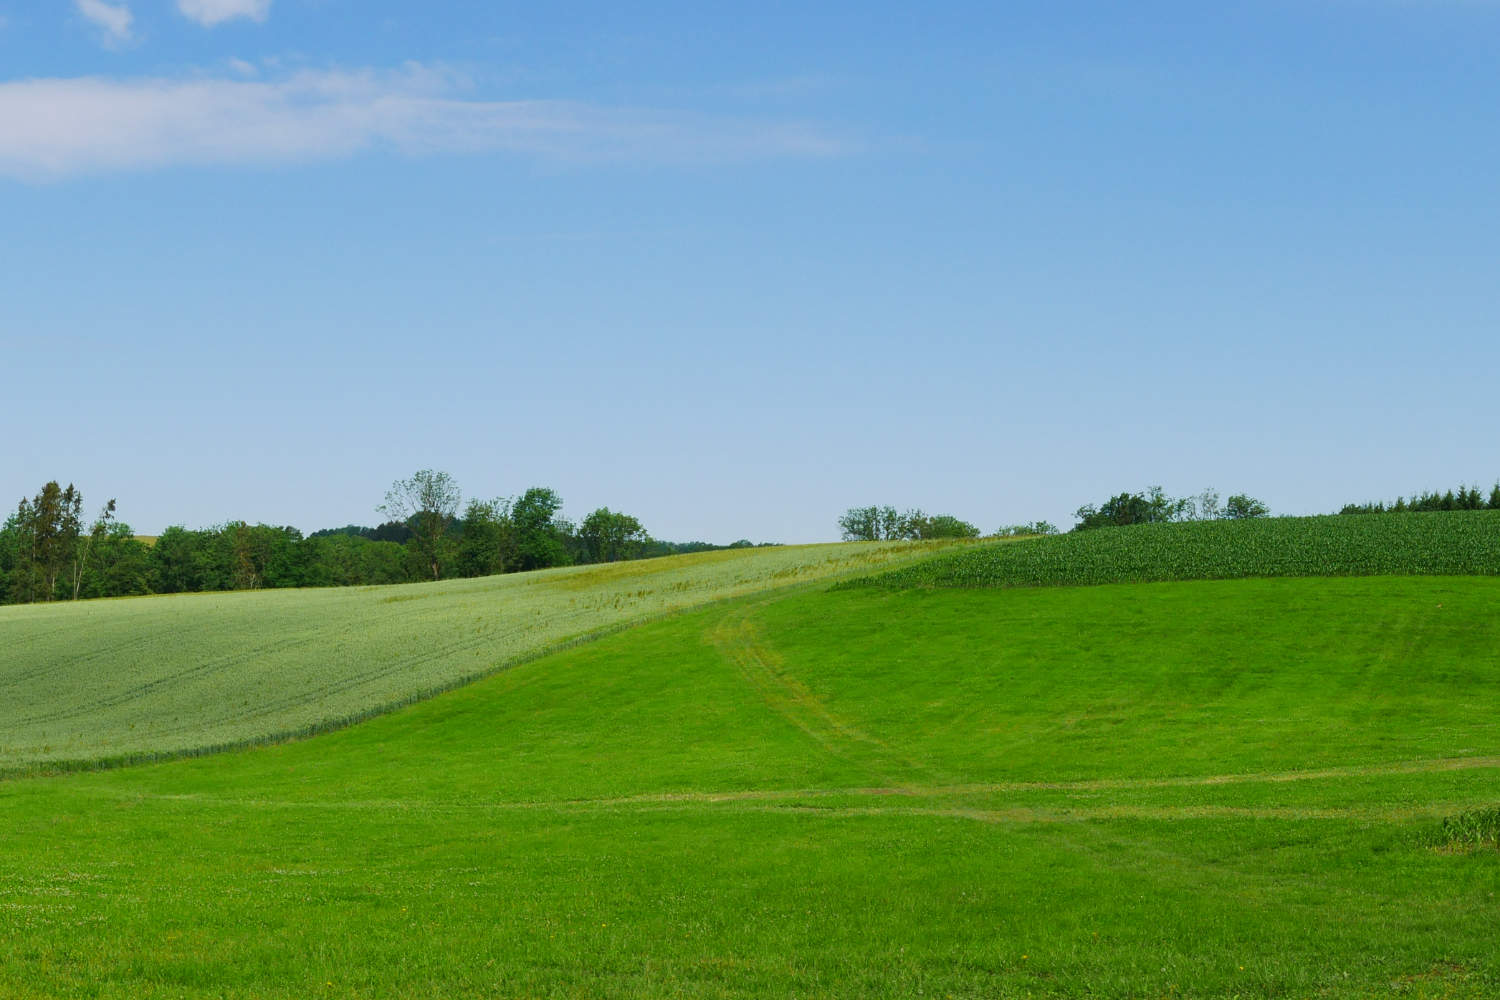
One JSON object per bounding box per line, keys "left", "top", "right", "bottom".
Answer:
{"left": 579, "top": 507, "right": 649, "bottom": 563}
{"left": 1074, "top": 487, "right": 1199, "bottom": 531}
{"left": 839, "top": 506, "right": 909, "bottom": 541}
{"left": 906, "top": 513, "right": 980, "bottom": 539}
{"left": 377, "top": 470, "right": 462, "bottom": 581}
{"left": 70, "top": 498, "right": 116, "bottom": 600}
{"left": 1223, "top": 494, "right": 1270, "bottom": 519}
{"left": 456, "top": 498, "right": 514, "bottom": 578}
{"left": 511, "top": 487, "right": 569, "bottom": 571}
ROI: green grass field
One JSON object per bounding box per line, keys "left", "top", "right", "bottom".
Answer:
{"left": 0, "top": 540, "right": 959, "bottom": 775}
{"left": 3, "top": 568, "right": 1498, "bottom": 998}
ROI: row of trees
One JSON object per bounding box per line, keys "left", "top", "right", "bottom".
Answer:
{"left": 0, "top": 507, "right": 437, "bottom": 603}
{"left": 1338, "top": 482, "right": 1500, "bottom": 516}
{"left": 1072, "top": 478, "right": 1500, "bottom": 529}
{"left": 1073, "top": 487, "right": 1268, "bottom": 530}
{"left": 995, "top": 521, "right": 1059, "bottom": 537}
{"left": 372, "top": 471, "right": 752, "bottom": 581}
{"left": 0, "top": 472, "right": 770, "bottom": 606}
{"left": 838, "top": 487, "right": 1271, "bottom": 542}
{"left": 840, "top": 476, "right": 1500, "bottom": 542}
{"left": 837, "top": 506, "right": 982, "bottom": 542}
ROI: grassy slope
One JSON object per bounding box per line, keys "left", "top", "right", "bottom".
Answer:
{"left": 3, "top": 577, "right": 1498, "bottom": 998}
{"left": 0, "top": 540, "right": 959, "bottom": 774}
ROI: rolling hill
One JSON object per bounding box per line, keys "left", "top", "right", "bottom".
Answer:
{"left": 0, "top": 540, "right": 961, "bottom": 775}
{"left": 2, "top": 541, "right": 1498, "bottom": 997}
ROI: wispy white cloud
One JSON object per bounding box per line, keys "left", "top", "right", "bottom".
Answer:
{"left": 177, "top": 0, "right": 271, "bottom": 27}
{"left": 0, "top": 66, "right": 850, "bottom": 180}
{"left": 75, "top": 0, "right": 133, "bottom": 46}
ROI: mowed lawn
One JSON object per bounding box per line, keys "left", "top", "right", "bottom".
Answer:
{"left": 3, "top": 578, "right": 1499, "bottom": 998}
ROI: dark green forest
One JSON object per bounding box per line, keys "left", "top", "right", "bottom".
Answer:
{"left": 0, "top": 472, "right": 769, "bottom": 606}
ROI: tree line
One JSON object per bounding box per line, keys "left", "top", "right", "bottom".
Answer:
{"left": 1062, "top": 478, "right": 1500, "bottom": 530}
{"left": 1337, "top": 481, "right": 1500, "bottom": 516}
{"left": 837, "top": 506, "right": 983, "bottom": 541}
{"left": 838, "top": 487, "right": 1271, "bottom": 542}
{"left": 1069, "top": 479, "right": 1500, "bottom": 530}
{"left": 1073, "top": 487, "right": 1268, "bottom": 530}
{"left": 0, "top": 470, "right": 771, "bottom": 606}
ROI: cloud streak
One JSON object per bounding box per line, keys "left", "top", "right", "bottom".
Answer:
{"left": 177, "top": 0, "right": 272, "bottom": 27}
{"left": 0, "top": 67, "right": 849, "bottom": 180}
{"left": 75, "top": 0, "right": 133, "bottom": 46}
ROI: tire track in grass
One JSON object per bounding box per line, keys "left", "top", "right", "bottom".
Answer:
{"left": 0, "top": 628, "right": 167, "bottom": 693}
{"left": 707, "top": 606, "right": 969, "bottom": 791}
{"left": 11, "top": 634, "right": 324, "bottom": 727}
{"left": 606, "top": 801, "right": 1467, "bottom": 825}
{"left": 92, "top": 752, "right": 1500, "bottom": 813}
{"left": 93, "top": 788, "right": 1483, "bottom": 826}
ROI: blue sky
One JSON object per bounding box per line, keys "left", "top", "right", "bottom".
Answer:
{"left": 3, "top": 1, "right": 1498, "bottom": 542}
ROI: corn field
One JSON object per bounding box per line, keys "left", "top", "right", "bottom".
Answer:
{"left": 860, "top": 512, "right": 1500, "bottom": 590}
